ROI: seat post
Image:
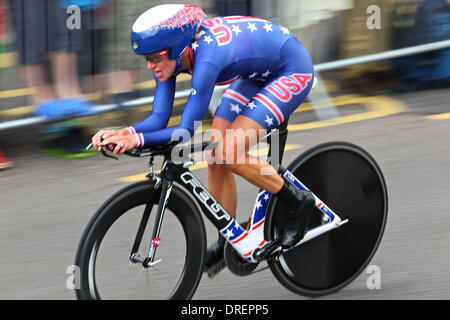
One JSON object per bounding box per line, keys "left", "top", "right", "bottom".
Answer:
{"left": 267, "top": 117, "right": 289, "bottom": 169}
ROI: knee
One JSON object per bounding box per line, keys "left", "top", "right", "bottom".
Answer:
{"left": 206, "top": 148, "right": 230, "bottom": 172}
{"left": 208, "top": 139, "right": 248, "bottom": 172}
{"left": 220, "top": 142, "right": 245, "bottom": 172}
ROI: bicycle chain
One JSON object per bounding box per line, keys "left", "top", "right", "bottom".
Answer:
{"left": 251, "top": 262, "right": 270, "bottom": 274}
{"left": 250, "top": 255, "right": 282, "bottom": 274}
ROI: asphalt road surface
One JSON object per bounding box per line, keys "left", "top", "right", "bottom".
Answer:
{"left": 1, "top": 87, "right": 449, "bottom": 300}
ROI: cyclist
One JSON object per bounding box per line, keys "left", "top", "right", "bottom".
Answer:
{"left": 91, "top": 4, "right": 316, "bottom": 273}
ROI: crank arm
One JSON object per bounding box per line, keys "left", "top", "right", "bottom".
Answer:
{"left": 252, "top": 238, "right": 282, "bottom": 261}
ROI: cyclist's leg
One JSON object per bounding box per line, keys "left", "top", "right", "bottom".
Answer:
{"left": 207, "top": 80, "right": 264, "bottom": 218}
{"left": 218, "top": 115, "right": 284, "bottom": 193}
{"left": 205, "top": 118, "right": 231, "bottom": 271}
{"left": 207, "top": 116, "right": 237, "bottom": 217}
{"left": 222, "top": 111, "right": 311, "bottom": 250}
{"left": 220, "top": 52, "right": 315, "bottom": 248}
{"left": 205, "top": 80, "right": 262, "bottom": 271}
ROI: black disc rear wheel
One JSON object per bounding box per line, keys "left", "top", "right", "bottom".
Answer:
{"left": 266, "top": 141, "right": 388, "bottom": 297}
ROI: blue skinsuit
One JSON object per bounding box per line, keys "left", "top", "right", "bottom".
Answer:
{"left": 131, "top": 16, "right": 314, "bottom": 146}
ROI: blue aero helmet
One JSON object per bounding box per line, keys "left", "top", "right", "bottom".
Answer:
{"left": 131, "top": 4, "right": 206, "bottom": 60}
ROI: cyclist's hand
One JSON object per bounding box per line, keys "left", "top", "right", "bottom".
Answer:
{"left": 92, "top": 128, "right": 130, "bottom": 151}
{"left": 92, "top": 129, "right": 118, "bottom": 150}
{"left": 100, "top": 134, "right": 139, "bottom": 155}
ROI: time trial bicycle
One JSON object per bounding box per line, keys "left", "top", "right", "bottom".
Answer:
{"left": 74, "top": 119, "right": 388, "bottom": 299}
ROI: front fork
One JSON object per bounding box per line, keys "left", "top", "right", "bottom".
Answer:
{"left": 129, "top": 174, "right": 172, "bottom": 268}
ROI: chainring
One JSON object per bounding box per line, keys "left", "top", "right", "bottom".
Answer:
{"left": 224, "top": 241, "right": 259, "bottom": 276}
{"left": 223, "top": 220, "right": 260, "bottom": 276}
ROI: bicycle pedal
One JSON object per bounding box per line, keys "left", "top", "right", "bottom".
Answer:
{"left": 206, "top": 259, "right": 225, "bottom": 278}
{"left": 253, "top": 238, "right": 282, "bottom": 261}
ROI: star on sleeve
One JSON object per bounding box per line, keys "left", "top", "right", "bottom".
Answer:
{"left": 247, "top": 22, "right": 257, "bottom": 32}
{"left": 280, "top": 26, "right": 290, "bottom": 34}
{"left": 203, "top": 35, "right": 213, "bottom": 44}
{"left": 263, "top": 23, "right": 273, "bottom": 32}
{"left": 231, "top": 24, "right": 242, "bottom": 35}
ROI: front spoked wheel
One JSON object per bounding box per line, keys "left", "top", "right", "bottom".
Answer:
{"left": 74, "top": 180, "right": 206, "bottom": 300}
{"left": 266, "top": 141, "right": 388, "bottom": 297}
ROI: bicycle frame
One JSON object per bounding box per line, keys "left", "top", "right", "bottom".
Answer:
{"left": 163, "top": 165, "right": 348, "bottom": 264}
{"left": 147, "top": 119, "right": 349, "bottom": 264}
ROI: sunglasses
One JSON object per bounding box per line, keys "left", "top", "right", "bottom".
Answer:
{"left": 145, "top": 49, "right": 169, "bottom": 63}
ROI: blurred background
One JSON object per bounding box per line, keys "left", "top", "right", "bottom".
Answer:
{"left": 0, "top": 0, "right": 449, "bottom": 300}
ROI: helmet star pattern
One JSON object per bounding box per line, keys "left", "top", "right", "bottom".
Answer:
{"left": 151, "top": 5, "right": 205, "bottom": 31}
